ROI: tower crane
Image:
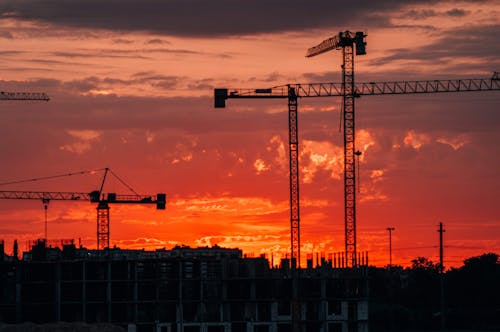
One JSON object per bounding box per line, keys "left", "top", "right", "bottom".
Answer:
{"left": 1, "top": 91, "right": 50, "bottom": 101}
{"left": 214, "top": 74, "right": 499, "bottom": 267}
{"left": 215, "top": 73, "right": 499, "bottom": 332}
{"left": 0, "top": 168, "right": 166, "bottom": 250}
{"left": 306, "top": 31, "right": 366, "bottom": 268}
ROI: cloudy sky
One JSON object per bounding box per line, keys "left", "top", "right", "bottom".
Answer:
{"left": 0, "top": 0, "right": 499, "bottom": 267}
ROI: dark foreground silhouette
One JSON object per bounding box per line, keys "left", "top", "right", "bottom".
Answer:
{"left": 369, "top": 253, "right": 500, "bottom": 331}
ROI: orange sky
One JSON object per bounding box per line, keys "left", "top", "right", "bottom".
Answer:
{"left": 0, "top": 0, "right": 499, "bottom": 268}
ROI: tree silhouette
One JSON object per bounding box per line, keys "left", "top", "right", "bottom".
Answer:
{"left": 369, "top": 253, "right": 500, "bottom": 332}
{"left": 445, "top": 253, "right": 500, "bottom": 329}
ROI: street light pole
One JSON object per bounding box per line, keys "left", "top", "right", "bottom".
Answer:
{"left": 387, "top": 227, "right": 395, "bottom": 268}
{"left": 387, "top": 226, "right": 396, "bottom": 332}
{"left": 354, "top": 150, "right": 362, "bottom": 193}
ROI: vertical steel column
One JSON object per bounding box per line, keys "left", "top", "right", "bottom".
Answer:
{"left": 288, "top": 87, "right": 302, "bottom": 332}
{"left": 15, "top": 264, "right": 21, "bottom": 322}
{"left": 288, "top": 87, "right": 300, "bottom": 268}
{"left": 55, "top": 262, "right": 61, "bottom": 321}
{"left": 107, "top": 260, "right": 112, "bottom": 322}
{"left": 97, "top": 201, "right": 110, "bottom": 250}
{"left": 438, "top": 222, "right": 446, "bottom": 330}
{"left": 82, "top": 261, "right": 86, "bottom": 321}
{"left": 343, "top": 44, "right": 357, "bottom": 268}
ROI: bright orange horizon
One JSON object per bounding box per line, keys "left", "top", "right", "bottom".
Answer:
{"left": 1, "top": 1, "right": 499, "bottom": 268}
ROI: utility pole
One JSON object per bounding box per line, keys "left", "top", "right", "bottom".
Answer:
{"left": 438, "top": 222, "right": 445, "bottom": 330}
{"left": 387, "top": 227, "right": 395, "bottom": 268}
{"left": 42, "top": 198, "right": 49, "bottom": 240}
{"left": 387, "top": 226, "right": 395, "bottom": 332}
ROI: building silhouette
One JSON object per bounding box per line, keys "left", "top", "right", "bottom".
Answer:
{"left": 0, "top": 240, "right": 369, "bottom": 332}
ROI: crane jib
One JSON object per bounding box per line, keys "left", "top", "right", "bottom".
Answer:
{"left": 0, "top": 191, "right": 166, "bottom": 209}
{"left": 215, "top": 77, "right": 500, "bottom": 105}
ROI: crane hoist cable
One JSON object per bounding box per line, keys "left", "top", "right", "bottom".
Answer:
{"left": 0, "top": 168, "right": 108, "bottom": 187}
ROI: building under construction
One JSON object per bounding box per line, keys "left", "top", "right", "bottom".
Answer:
{"left": 0, "top": 240, "right": 368, "bottom": 332}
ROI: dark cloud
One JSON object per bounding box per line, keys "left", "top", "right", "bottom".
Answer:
{"left": 0, "top": 22, "right": 102, "bottom": 39}
{"left": 0, "top": 78, "right": 280, "bottom": 132}
{"left": 112, "top": 38, "right": 134, "bottom": 44}
{"left": 5, "top": 73, "right": 498, "bottom": 136}
{"left": 50, "top": 47, "right": 207, "bottom": 62}
{"left": 187, "top": 78, "right": 216, "bottom": 91}
{"left": 400, "top": 8, "right": 469, "bottom": 20}
{"left": 369, "top": 25, "right": 500, "bottom": 68}
{"left": 445, "top": 8, "right": 468, "bottom": 16}
{"left": 145, "top": 39, "right": 170, "bottom": 45}
{"left": 1, "top": 73, "right": 212, "bottom": 97}
{"left": 51, "top": 51, "right": 94, "bottom": 58}
{"left": 0, "top": 30, "right": 13, "bottom": 38}
{"left": 150, "top": 77, "right": 179, "bottom": 89}
{"left": 0, "top": 0, "right": 454, "bottom": 37}
{"left": 143, "top": 48, "right": 201, "bottom": 55}
{"left": 0, "top": 50, "right": 25, "bottom": 56}
{"left": 0, "top": 66, "right": 56, "bottom": 73}
{"left": 356, "top": 93, "right": 500, "bottom": 132}
{"left": 401, "top": 9, "right": 438, "bottom": 20}
{"left": 28, "top": 58, "right": 80, "bottom": 66}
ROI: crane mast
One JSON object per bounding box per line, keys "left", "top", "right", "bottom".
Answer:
{"left": 288, "top": 87, "right": 300, "bottom": 269}
{"left": 217, "top": 86, "right": 302, "bottom": 268}
{"left": 307, "top": 31, "right": 367, "bottom": 268}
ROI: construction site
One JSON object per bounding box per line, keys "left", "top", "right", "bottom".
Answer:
{"left": 0, "top": 240, "right": 369, "bottom": 332}
{"left": 1, "top": 30, "right": 499, "bottom": 332}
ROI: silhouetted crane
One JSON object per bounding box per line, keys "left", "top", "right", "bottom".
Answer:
{"left": 306, "top": 31, "right": 367, "bottom": 269}
{"left": 215, "top": 72, "right": 499, "bottom": 332}
{"left": 215, "top": 73, "right": 499, "bottom": 267}
{"left": 0, "top": 168, "right": 166, "bottom": 250}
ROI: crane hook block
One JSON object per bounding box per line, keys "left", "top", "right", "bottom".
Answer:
{"left": 214, "top": 89, "right": 228, "bottom": 108}
{"left": 156, "top": 193, "right": 166, "bottom": 209}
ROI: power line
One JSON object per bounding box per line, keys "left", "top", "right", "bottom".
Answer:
{"left": 0, "top": 168, "right": 108, "bottom": 187}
